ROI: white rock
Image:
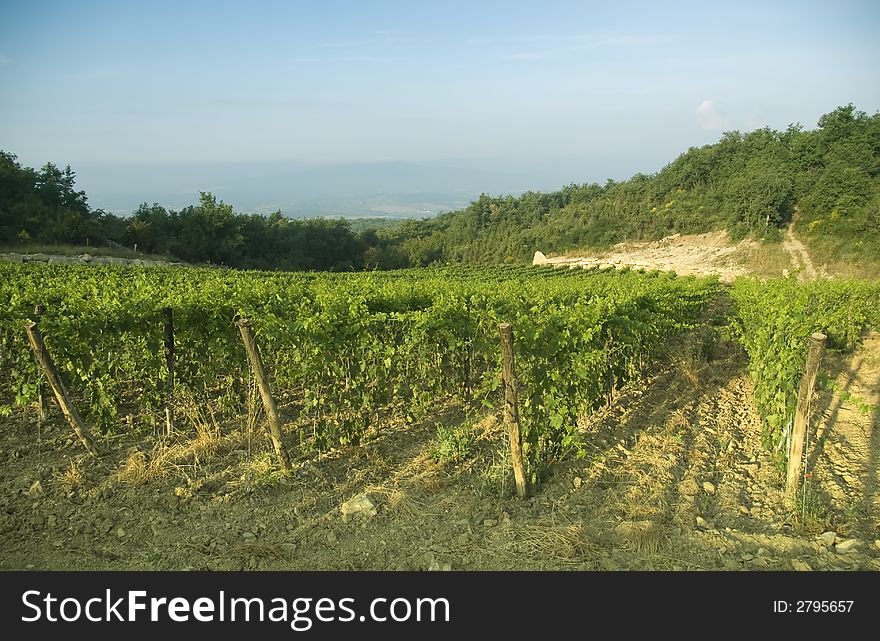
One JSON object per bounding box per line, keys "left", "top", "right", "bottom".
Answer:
{"left": 835, "top": 539, "right": 860, "bottom": 553}
{"left": 340, "top": 495, "right": 377, "bottom": 518}
{"left": 532, "top": 251, "right": 548, "bottom": 265}
{"left": 819, "top": 531, "right": 837, "bottom": 547}
{"left": 27, "top": 480, "right": 44, "bottom": 497}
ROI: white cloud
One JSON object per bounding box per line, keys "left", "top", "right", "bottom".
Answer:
{"left": 696, "top": 100, "right": 730, "bottom": 130}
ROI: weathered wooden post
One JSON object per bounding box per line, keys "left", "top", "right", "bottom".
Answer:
{"left": 499, "top": 323, "right": 528, "bottom": 498}
{"left": 785, "top": 332, "right": 827, "bottom": 505}
{"left": 24, "top": 321, "right": 102, "bottom": 456}
{"left": 236, "top": 318, "right": 291, "bottom": 473}
{"left": 162, "top": 306, "right": 175, "bottom": 436}
{"left": 32, "top": 305, "right": 50, "bottom": 423}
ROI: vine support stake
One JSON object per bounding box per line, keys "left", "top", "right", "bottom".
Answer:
{"left": 24, "top": 321, "right": 102, "bottom": 457}
{"left": 236, "top": 318, "right": 291, "bottom": 473}
{"left": 32, "top": 305, "right": 50, "bottom": 424}
{"left": 162, "top": 307, "right": 175, "bottom": 436}
{"left": 785, "top": 332, "right": 827, "bottom": 506}
{"left": 499, "top": 322, "right": 528, "bottom": 499}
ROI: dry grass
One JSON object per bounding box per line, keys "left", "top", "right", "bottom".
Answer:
{"left": 737, "top": 241, "right": 793, "bottom": 278}
{"left": 116, "top": 396, "right": 232, "bottom": 485}
{"left": 514, "top": 522, "right": 596, "bottom": 563}
{"left": 614, "top": 520, "right": 667, "bottom": 554}
{"left": 117, "top": 450, "right": 169, "bottom": 485}
{"left": 53, "top": 462, "right": 85, "bottom": 492}
{"left": 676, "top": 352, "right": 704, "bottom": 389}
{"left": 368, "top": 484, "right": 441, "bottom": 519}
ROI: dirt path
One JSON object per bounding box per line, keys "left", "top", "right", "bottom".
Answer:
{"left": 806, "top": 331, "right": 880, "bottom": 551}
{"left": 782, "top": 221, "right": 818, "bottom": 281}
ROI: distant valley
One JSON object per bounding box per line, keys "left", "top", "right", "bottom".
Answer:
{"left": 73, "top": 160, "right": 570, "bottom": 218}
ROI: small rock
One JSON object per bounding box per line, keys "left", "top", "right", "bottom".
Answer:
{"left": 483, "top": 519, "right": 497, "bottom": 527}
{"left": 819, "top": 531, "right": 837, "bottom": 547}
{"left": 28, "top": 480, "right": 44, "bottom": 497}
{"left": 874, "top": 540, "right": 880, "bottom": 551}
{"left": 116, "top": 528, "right": 126, "bottom": 538}
{"left": 835, "top": 539, "right": 860, "bottom": 553}
{"left": 791, "top": 560, "right": 812, "bottom": 571}
{"left": 695, "top": 516, "right": 711, "bottom": 529}
{"left": 702, "top": 482, "right": 716, "bottom": 496}
{"left": 573, "top": 477, "right": 582, "bottom": 489}
{"left": 242, "top": 531, "right": 256, "bottom": 541}
{"left": 340, "top": 495, "right": 377, "bottom": 518}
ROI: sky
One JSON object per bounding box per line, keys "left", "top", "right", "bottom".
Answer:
{"left": 1, "top": 0, "right": 879, "bottom": 214}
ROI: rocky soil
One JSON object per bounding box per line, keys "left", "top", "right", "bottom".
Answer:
{"left": 533, "top": 231, "right": 759, "bottom": 283}
{"left": 0, "top": 252, "right": 184, "bottom": 267}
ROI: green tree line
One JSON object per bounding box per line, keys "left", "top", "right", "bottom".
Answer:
{"left": 2, "top": 104, "right": 877, "bottom": 270}
{"left": 0, "top": 155, "right": 400, "bottom": 270}
{"left": 384, "top": 104, "right": 879, "bottom": 266}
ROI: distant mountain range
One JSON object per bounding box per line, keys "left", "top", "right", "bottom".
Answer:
{"left": 74, "top": 160, "right": 586, "bottom": 218}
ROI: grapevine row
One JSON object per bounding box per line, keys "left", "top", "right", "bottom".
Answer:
{"left": 0, "top": 263, "right": 717, "bottom": 477}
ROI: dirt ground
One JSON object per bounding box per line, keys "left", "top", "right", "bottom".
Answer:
{"left": 2, "top": 328, "right": 878, "bottom": 572}
{"left": 540, "top": 230, "right": 760, "bottom": 282}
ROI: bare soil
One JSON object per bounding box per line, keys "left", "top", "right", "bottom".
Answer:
{"left": 2, "top": 331, "right": 878, "bottom": 571}
{"left": 543, "top": 231, "right": 760, "bottom": 283}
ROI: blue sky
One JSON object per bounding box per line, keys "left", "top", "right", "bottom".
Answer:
{"left": 1, "top": 0, "right": 879, "bottom": 212}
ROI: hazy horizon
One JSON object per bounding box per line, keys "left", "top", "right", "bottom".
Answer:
{"left": 2, "top": 0, "right": 879, "bottom": 216}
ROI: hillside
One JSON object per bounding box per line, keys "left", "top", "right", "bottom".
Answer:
{"left": 385, "top": 105, "right": 880, "bottom": 271}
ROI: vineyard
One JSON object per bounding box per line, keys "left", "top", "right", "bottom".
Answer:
{"left": 0, "top": 262, "right": 878, "bottom": 571}
{"left": 1, "top": 263, "right": 717, "bottom": 476}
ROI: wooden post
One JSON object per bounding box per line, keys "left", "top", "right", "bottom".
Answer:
{"left": 24, "top": 321, "right": 102, "bottom": 456}
{"left": 32, "top": 305, "right": 50, "bottom": 423}
{"left": 162, "top": 307, "right": 175, "bottom": 435}
{"left": 236, "top": 318, "right": 291, "bottom": 472}
{"left": 785, "top": 332, "right": 827, "bottom": 505}
{"left": 499, "top": 323, "right": 528, "bottom": 498}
